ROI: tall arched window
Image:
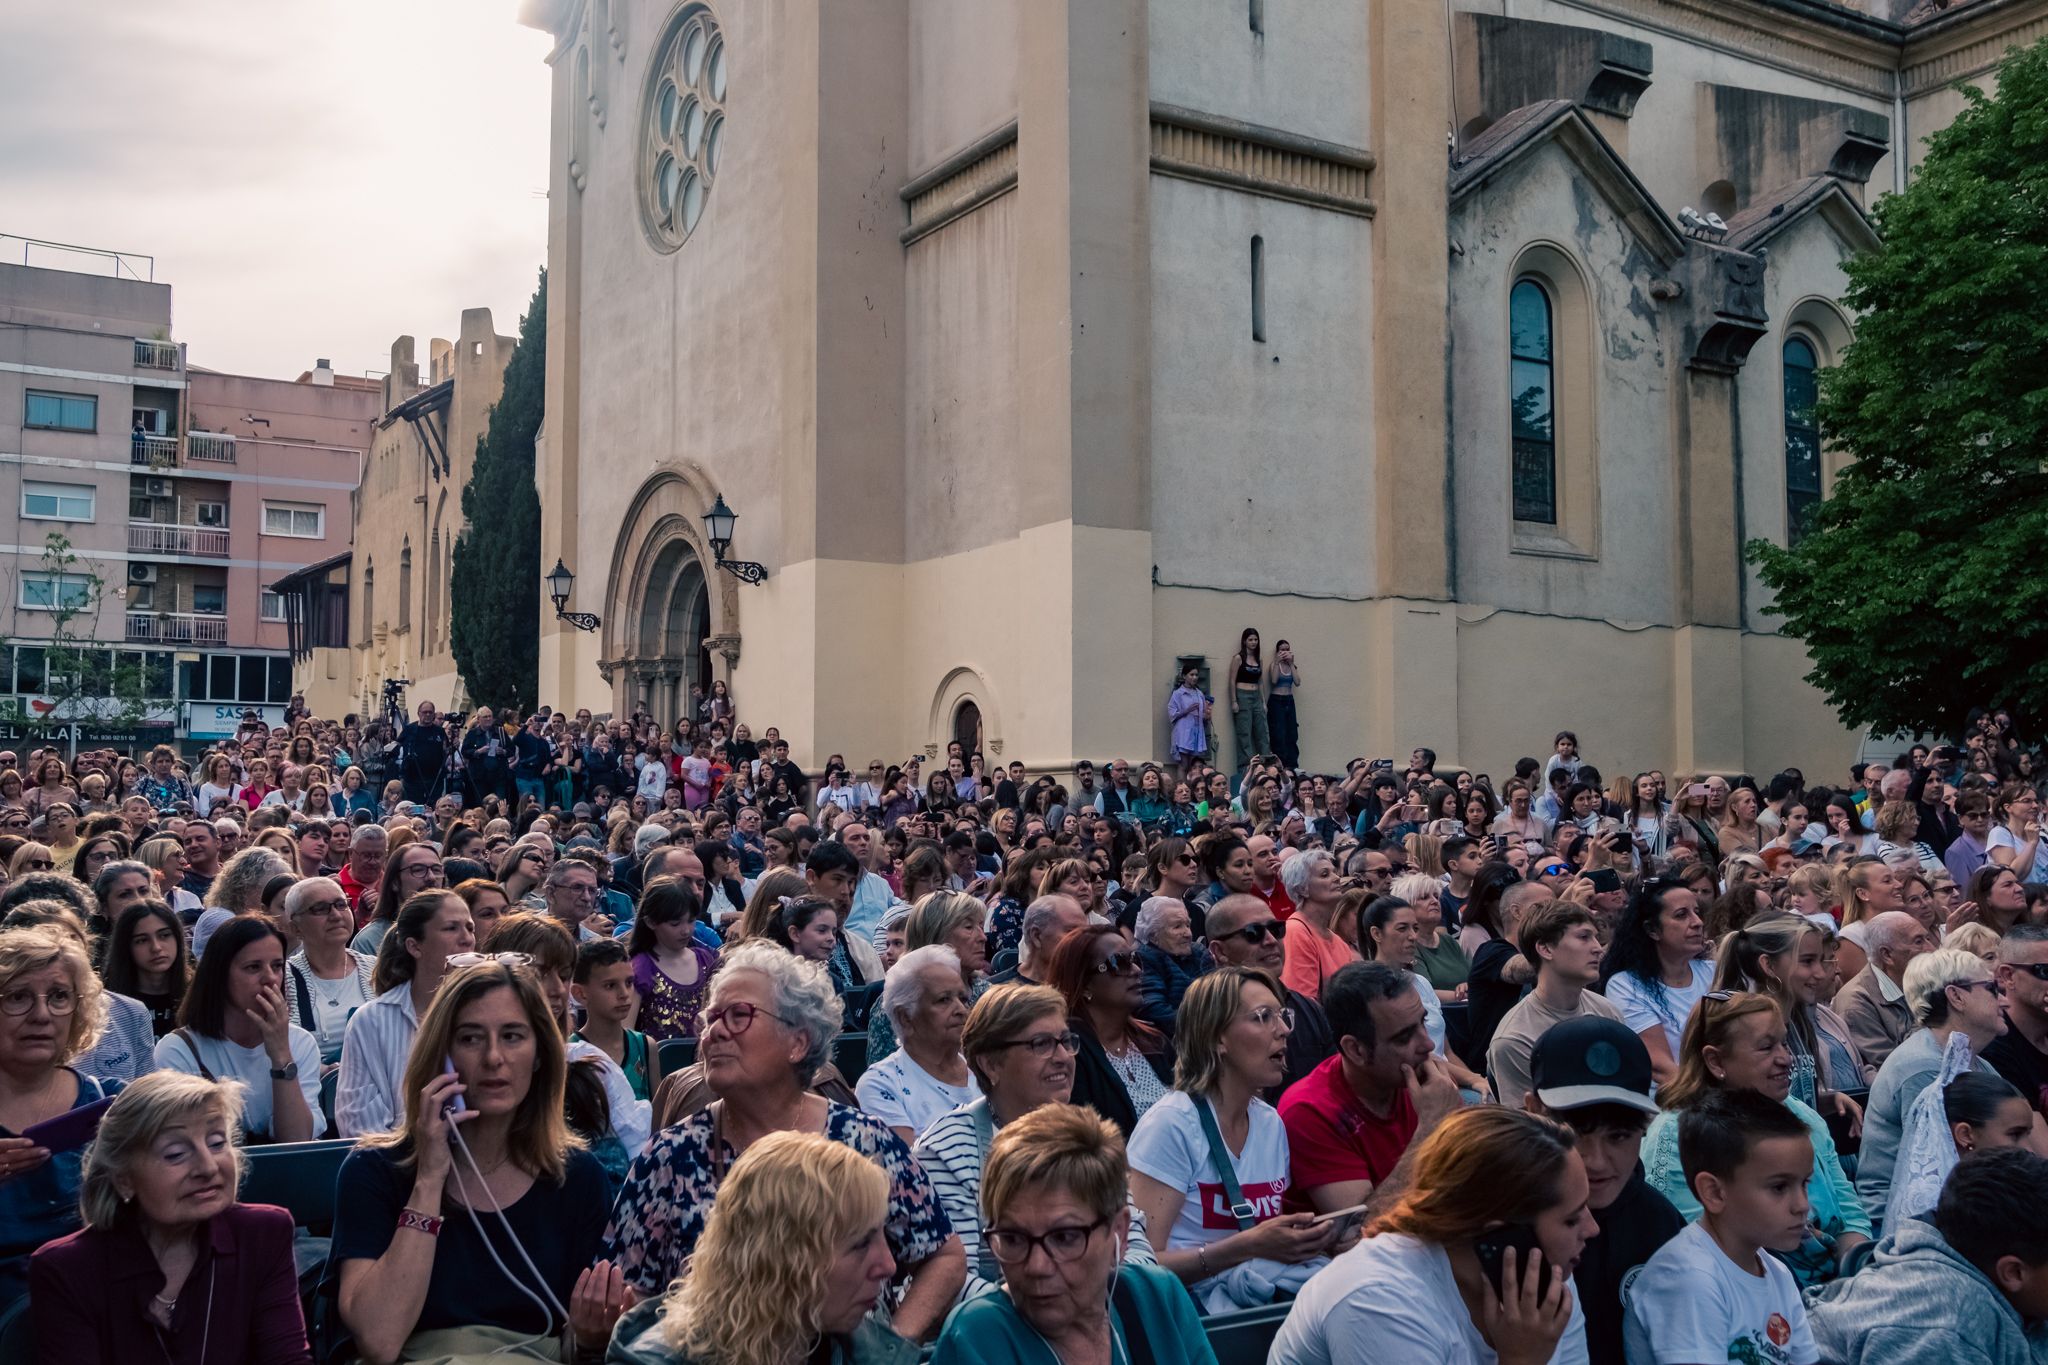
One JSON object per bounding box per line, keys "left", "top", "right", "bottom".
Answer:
{"left": 398, "top": 543, "right": 413, "bottom": 631}
{"left": 1509, "top": 279, "right": 1557, "bottom": 525}
{"left": 1783, "top": 337, "right": 1821, "bottom": 544}
{"left": 361, "top": 563, "right": 375, "bottom": 645}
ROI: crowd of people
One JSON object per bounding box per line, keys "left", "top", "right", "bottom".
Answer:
{"left": 0, "top": 687, "right": 2046, "bottom": 1364}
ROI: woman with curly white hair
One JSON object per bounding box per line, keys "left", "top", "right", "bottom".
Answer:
{"left": 857, "top": 945, "right": 979, "bottom": 1143}
{"left": 601, "top": 939, "right": 966, "bottom": 1339}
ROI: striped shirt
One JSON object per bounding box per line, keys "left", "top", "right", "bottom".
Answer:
{"left": 334, "top": 984, "right": 418, "bottom": 1137}
{"left": 914, "top": 1097, "right": 1156, "bottom": 1304}
{"left": 76, "top": 993, "right": 157, "bottom": 1084}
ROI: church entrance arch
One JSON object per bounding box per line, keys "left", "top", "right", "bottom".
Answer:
{"left": 603, "top": 465, "right": 742, "bottom": 722}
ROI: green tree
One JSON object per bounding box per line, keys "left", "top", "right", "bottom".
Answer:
{"left": 0, "top": 532, "right": 156, "bottom": 754}
{"left": 1747, "top": 38, "right": 2048, "bottom": 739}
{"left": 451, "top": 269, "right": 545, "bottom": 714}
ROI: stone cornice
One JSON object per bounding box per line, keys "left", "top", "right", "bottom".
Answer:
{"left": 1550, "top": 0, "right": 1901, "bottom": 97}
{"left": 1902, "top": 2, "right": 2048, "bottom": 93}
{"left": 1148, "top": 103, "right": 1377, "bottom": 218}
{"left": 899, "top": 121, "right": 1019, "bottom": 246}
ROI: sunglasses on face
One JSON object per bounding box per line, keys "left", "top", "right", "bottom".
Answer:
{"left": 1090, "top": 952, "right": 1142, "bottom": 977}
{"left": 1217, "top": 920, "right": 1284, "bottom": 945}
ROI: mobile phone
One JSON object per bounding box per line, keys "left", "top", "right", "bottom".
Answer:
{"left": 19, "top": 1096, "right": 116, "bottom": 1157}
{"left": 1310, "top": 1202, "right": 1370, "bottom": 1241}
{"left": 441, "top": 1056, "right": 466, "bottom": 1118}
{"left": 1686, "top": 783, "right": 1711, "bottom": 799}
{"left": 1474, "top": 1223, "right": 1556, "bottom": 1302}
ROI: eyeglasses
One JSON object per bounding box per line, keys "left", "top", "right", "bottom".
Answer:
{"left": 702, "top": 1002, "right": 791, "bottom": 1037}
{"left": 298, "top": 899, "right": 352, "bottom": 918}
{"left": 990, "top": 1030, "right": 1081, "bottom": 1059}
{"left": 1953, "top": 979, "right": 2006, "bottom": 998}
{"left": 445, "top": 952, "right": 533, "bottom": 971}
{"left": 1536, "top": 864, "right": 1570, "bottom": 878}
{"left": 1216, "top": 920, "right": 1284, "bottom": 946}
{"left": 1245, "top": 1005, "right": 1295, "bottom": 1032}
{"left": 0, "top": 986, "right": 75, "bottom": 1016}
{"left": 1090, "top": 952, "right": 1142, "bottom": 977}
{"left": 983, "top": 1215, "right": 1110, "bottom": 1265}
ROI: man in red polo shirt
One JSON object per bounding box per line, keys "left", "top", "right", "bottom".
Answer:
{"left": 1247, "top": 834, "right": 1295, "bottom": 920}
{"left": 335, "top": 822, "right": 387, "bottom": 927}
{"left": 1278, "top": 961, "right": 1460, "bottom": 1213}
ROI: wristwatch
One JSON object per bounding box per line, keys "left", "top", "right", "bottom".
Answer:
{"left": 269, "top": 1060, "right": 299, "bottom": 1081}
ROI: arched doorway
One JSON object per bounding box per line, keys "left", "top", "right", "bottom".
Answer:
{"left": 637, "top": 541, "right": 711, "bottom": 723}
{"left": 952, "top": 700, "right": 983, "bottom": 760}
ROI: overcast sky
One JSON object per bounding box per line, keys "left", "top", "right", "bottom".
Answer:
{"left": 0, "top": 2, "right": 552, "bottom": 381}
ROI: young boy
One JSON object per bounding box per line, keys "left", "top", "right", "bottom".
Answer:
{"left": 1624, "top": 1089, "right": 1819, "bottom": 1365}
{"left": 570, "top": 939, "right": 657, "bottom": 1102}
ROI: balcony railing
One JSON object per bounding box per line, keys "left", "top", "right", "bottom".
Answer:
{"left": 133, "top": 338, "right": 178, "bottom": 370}
{"left": 129, "top": 434, "right": 178, "bottom": 468}
{"left": 126, "top": 611, "right": 226, "bottom": 644}
{"left": 128, "top": 522, "right": 228, "bottom": 558}
{"left": 186, "top": 430, "right": 236, "bottom": 464}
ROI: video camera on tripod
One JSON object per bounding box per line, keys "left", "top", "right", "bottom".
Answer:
{"left": 380, "top": 676, "right": 414, "bottom": 729}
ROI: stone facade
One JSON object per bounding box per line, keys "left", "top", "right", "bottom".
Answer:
{"left": 519, "top": 0, "right": 2047, "bottom": 779}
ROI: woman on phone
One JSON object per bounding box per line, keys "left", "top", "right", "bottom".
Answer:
{"left": 1270, "top": 1107, "right": 1591, "bottom": 1364}
{"left": 1266, "top": 641, "right": 1302, "bottom": 770}
{"left": 1227, "top": 628, "right": 1268, "bottom": 774}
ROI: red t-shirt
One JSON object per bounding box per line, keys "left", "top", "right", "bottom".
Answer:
{"left": 1276, "top": 1054, "right": 1417, "bottom": 1211}
{"left": 1259, "top": 877, "right": 1297, "bottom": 922}
{"left": 337, "top": 864, "right": 372, "bottom": 925}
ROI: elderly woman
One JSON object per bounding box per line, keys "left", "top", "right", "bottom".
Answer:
{"left": 29, "top": 1072, "right": 310, "bottom": 1363}
{"left": 609, "top": 1132, "right": 915, "bottom": 1365}
{"left": 929, "top": 1104, "right": 1214, "bottom": 1364}
{"left": 1133, "top": 896, "right": 1213, "bottom": 1029}
{"left": 857, "top": 945, "right": 979, "bottom": 1143}
{"left": 0, "top": 925, "right": 116, "bottom": 1308}
{"left": 602, "top": 940, "right": 965, "bottom": 1337}
{"left": 866, "top": 891, "right": 990, "bottom": 1065}
{"left": 283, "top": 876, "right": 377, "bottom": 1069}
{"left": 1128, "top": 967, "right": 1343, "bottom": 1312}
{"left": 189, "top": 846, "right": 292, "bottom": 960}
{"left": 914, "top": 985, "right": 1160, "bottom": 1305}
{"left": 1278, "top": 850, "right": 1357, "bottom": 1002}
{"left": 330, "top": 960, "right": 626, "bottom": 1364}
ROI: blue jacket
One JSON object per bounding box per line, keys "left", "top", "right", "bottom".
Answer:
{"left": 1134, "top": 943, "right": 1212, "bottom": 1030}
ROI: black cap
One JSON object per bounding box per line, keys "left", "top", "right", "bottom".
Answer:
{"left": 1529, "top": 1016, "right": 1658, "bottom": 1115}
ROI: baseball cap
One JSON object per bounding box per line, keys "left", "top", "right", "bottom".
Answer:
{"left": 1529, "top": 1016, "right": 1658, "bottom": 1115}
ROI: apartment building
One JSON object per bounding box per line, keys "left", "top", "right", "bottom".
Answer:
{"left": 0, "top": 246, "right": 374, "bottom": 748}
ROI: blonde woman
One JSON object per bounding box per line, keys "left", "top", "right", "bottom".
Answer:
{"left": 1717, "top": 785, "right": 1765, "bottom": 856}
{"left": 1832, "top": 858, "right": 1906, "bottom": 983}
{"left": 0, "top": 925, "right": 112, "bottom": 1307}
{"left": 609, "top": 1130, "right": 911, "bottom": 1365}
{"left": 331, "top": 960, "right": 626, "bottom": 1362}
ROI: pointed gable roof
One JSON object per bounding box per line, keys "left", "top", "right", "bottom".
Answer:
{"left": 1723, "top": 174, "right": 1882, "bottom": 254}
{"left": 1450, "top": 100, "right": 1687, "bottom": 266}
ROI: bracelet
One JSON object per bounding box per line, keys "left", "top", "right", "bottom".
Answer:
{"left": 1197, "top": 1245, "right": 1212, "bottom": 1278}
{"left": 397, "top": 1207, "right": 443, "bottom": 1238}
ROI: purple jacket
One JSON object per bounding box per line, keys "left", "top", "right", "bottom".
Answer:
{"left": 30, "top": 1202, "right": 310, "bottom": 1365}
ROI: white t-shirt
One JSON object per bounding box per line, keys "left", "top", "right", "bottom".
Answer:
{"left": 154, "top": 1026, "right": 323, "bottom": 1140}
{"left": 854, "top": 1050, "right": 980, "bottom": 1141}
{"left": 1986, "top": 825, "right": 2048, "bottom": 880}
{"left": 1604, "top": 960, "right": 1717, "bottom": 1063}
{"left": 635, "top": 759, "right": 668, "bottom": 801}
{"left": 1410, "top": 971, "right": 1449, "bottom": 1059}
{"left": 1127, "top": 1090, "right": 1292, "bottom": 1261}
{"left": 1271, "top": 1230, "right": 1588, "bottom": 1365}
{"left": 1623, "top": 1222, "right": 1817, "bottom": 1365}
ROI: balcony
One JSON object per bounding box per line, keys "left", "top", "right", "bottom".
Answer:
{"left": 186, "top": 430, "right": 236, "bottom": 464}
{"left": 128, "top": 521, "right": 228, "bottom": 558}
{"left": 133, "top": 338, "right": 178, "bottom": 370}
{"left": 126, "top": 611, "right": 226, "bottom": 645}
{"left": 129, "top": 434, "right": 178, "bottom": 469}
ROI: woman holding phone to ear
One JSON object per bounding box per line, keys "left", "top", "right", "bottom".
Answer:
{"left": 1270, "top": 1107, "right": 1592, "bottom": 1365}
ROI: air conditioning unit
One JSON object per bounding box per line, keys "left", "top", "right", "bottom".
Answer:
{"left": 128, "top": 563, "right": 158, "bottom": 585}
{"left": 144, "top": 477, "right": 173, "bottom": 498}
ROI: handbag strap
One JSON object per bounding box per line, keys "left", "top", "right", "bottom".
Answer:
{"left": 174, "top": 1028, "right": 218, "bottom": 1083}
{"left": 1193, "top": 1094, "right": 1257, "bottom": 1231}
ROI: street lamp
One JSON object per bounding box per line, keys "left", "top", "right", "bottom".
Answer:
{"left": 702, "top": 493, "right": 767, "bottom": 584}
{"left": 545, "top": 558, "right": 602, "bottom": 632}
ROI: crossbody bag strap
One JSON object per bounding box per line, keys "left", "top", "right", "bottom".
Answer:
{"left": 1193, "top": 1095, "right": 1257, "bottom": 1232}
{"left": 288, "top": 962, "right": 314, "bottom": 1034}
{"left": 174, "top": 1029, "right": 217, "bottom": 1083}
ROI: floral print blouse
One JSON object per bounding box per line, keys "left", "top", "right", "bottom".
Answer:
{"left": 601, "top": 1101, "right": 953, "bottom": 1295}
